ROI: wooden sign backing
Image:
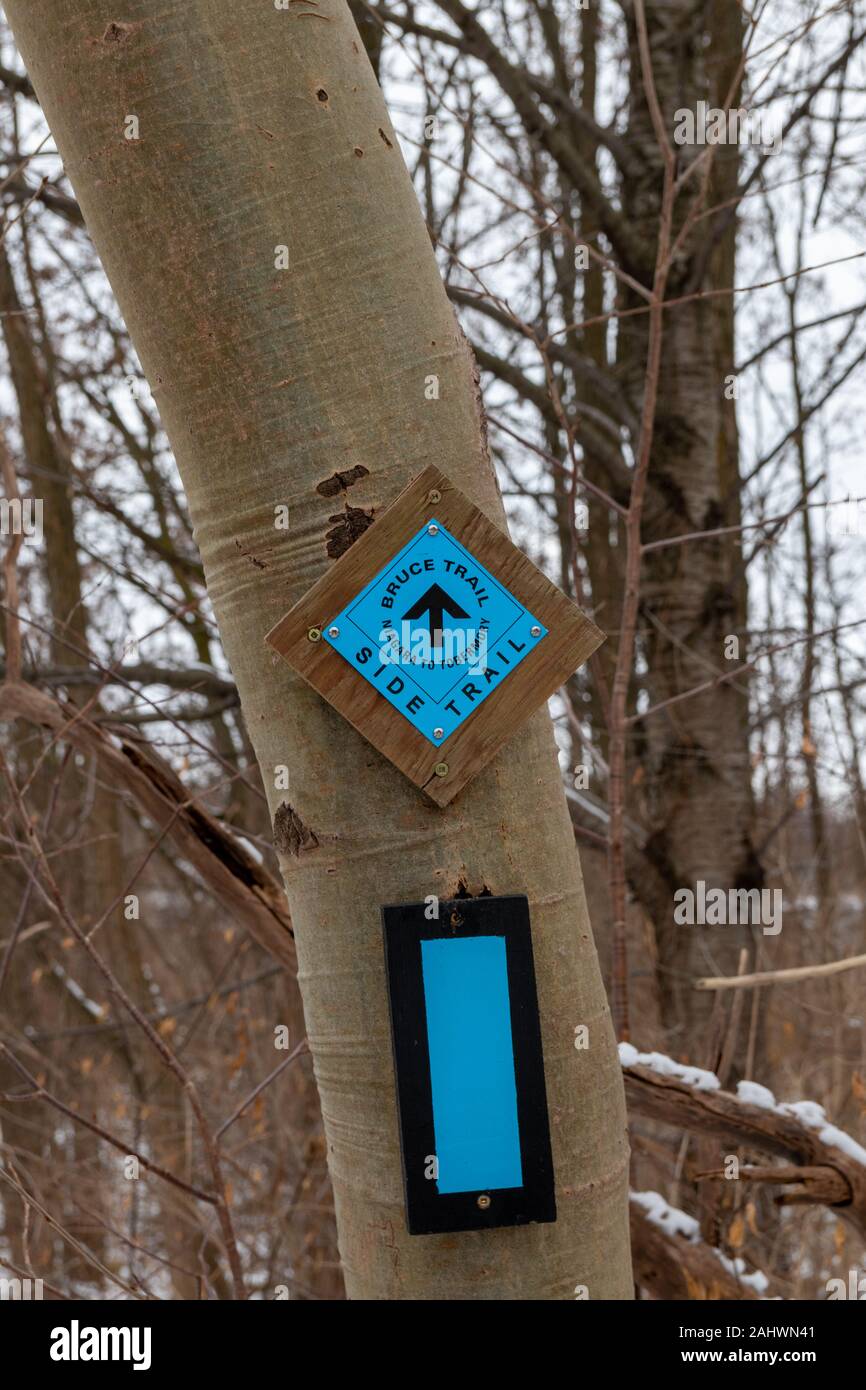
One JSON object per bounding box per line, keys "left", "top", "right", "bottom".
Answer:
{"left": 265, "top": 465, "right": 603, "bottom": 806}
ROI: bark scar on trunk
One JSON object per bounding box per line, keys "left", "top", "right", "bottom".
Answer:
{"left": 325, "top": 503, "right": 374, "bottom": 558}
{"left": 453, "top": 877, "right": 493, "bottom": 899}
{"left": 273, "top": 801, "right": 320, "bottom": 857}
{"left": 98, "top": 21, "right": 140, "bottom": 46}
{"left": 316, "top": 464, "right": 369, "bottom": 498}
{"left": 234, "top": 537, "right": 269, "bottom": 570}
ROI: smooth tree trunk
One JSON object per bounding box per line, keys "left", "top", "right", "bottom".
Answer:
{"left": 6, "top": 0, "right": 631, "bottom": 1299}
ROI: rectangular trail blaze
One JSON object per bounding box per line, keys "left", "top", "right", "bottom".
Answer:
{"left": 382, "top": 894, "right": 556, "bottom": 1235}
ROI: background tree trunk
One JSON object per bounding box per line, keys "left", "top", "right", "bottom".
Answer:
{"left": 5, "top": 0, "right": 632, "bottom": 1298}
{"left": 614, "top": 0, "right": 760, "bottom": 1045}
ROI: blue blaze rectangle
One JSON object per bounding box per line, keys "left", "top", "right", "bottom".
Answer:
{"left": 420, "top": 935, "right": 523, "bottom": 1194}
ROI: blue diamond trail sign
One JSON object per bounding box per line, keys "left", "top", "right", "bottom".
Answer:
{"left": 322, "top": 520, "right": 547, "bottom": 745}
{"left": 266, "top": 466, "right": 604, "bottom": 805}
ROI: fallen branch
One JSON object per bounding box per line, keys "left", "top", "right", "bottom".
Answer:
{"left": 623, "top": 1048, "right": 866, "bottom": 1239}
{"left": 0, "top": 680, "right": 295, "bottom": 970}
{"left": 630, "top": 1194, "right": 773, "bottom": 1300}
{"left": 693, "top": 1163, "right": 850, "bottom": 1207}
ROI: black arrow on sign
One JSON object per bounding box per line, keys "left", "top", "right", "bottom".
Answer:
{"left": 402, "top": 583, "right": 470, "bottom": 646}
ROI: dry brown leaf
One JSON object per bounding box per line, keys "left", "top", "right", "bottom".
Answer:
{"left": 727, "top": 1211, "right": 746, "bottom": 1249}
{"left": 683, "top": 1268, "right": 708, "bottom": 1300}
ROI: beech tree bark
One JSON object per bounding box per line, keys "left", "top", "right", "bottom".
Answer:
{"left": 5, "top": 0, "right": 631, "bottom": 1298}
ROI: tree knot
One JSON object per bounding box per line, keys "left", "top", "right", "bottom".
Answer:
{"left": 273, "top": 802, "right": 319, "bottom": 857}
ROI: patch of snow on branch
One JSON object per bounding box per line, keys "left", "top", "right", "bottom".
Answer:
{"left": 231, "top": 831, "right": 265, "bottom": 865}
{"left": 735, "top": 1080, "right": 777, "bottom": 1110}
{"left": 734, "top": 1081, "right": 866, "bottom": 1168}
{"left": 631, "top": 1190, "right": 700, "bottom": 1241}
{"left": 619, "top": 1042, "right": 720, "bottom": 1091}
{"left": 715, "top": 1253, "right": 769, "bottom": 1294}
{"left": 780, "top": 1100, "right": 866, "bottom": 1168}
{"left": 630, "top": 1191, "right": 768, "bottom": 1294}
{"left": 622, "top": 1049, "right": 866, "bottom": 1168}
